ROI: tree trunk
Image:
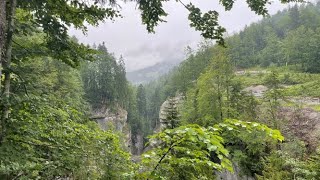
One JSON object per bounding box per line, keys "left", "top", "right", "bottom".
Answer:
{"left": 1, "top": 0, "right": 17, "bottom": 143}
{"left": 0, "top": 0, "right": 7, "bottom": 144}
{"left": 226, "top": 80, "right": 230, "bottom": 118}
{"left": 0, "top": 0, "right": 6, "bottom": 91}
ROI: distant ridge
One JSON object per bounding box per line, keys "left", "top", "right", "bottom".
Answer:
{"left": 126, "top": 60, "right": 181, "bottom": 84}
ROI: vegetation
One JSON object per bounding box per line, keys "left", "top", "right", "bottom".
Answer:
{"left": 140, "top": 120, "right": 283, "bottom": 179}
{"left": 141, "top": 2, "right": 320, "bottom": 179}
{"left": 1, "top": 0, "right": 320, "bottom": 179}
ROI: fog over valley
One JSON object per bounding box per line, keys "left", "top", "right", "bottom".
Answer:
{"left": 70, "top": 0, "right": 289, "bottom": 72}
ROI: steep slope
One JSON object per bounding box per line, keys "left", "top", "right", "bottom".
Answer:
{"left": 126, "top": 60, "right": 181, "bottom": 84}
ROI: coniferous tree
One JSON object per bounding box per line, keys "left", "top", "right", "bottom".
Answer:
{"left": 136, "top": 84, "right": 147, "bottom": 118}
{"left": 160, "top": 97, "right": 181, "bottom": 129}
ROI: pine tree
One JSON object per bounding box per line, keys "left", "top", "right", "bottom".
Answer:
{"left": 136, "top": 84, "right": 147, "bottom": 118}
{"left": 160, "top": 97, "right": 180, "bottom": 129}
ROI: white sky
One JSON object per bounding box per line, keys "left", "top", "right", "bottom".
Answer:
{"left": 70, "top": 0, "right": 292, "bottom": 72}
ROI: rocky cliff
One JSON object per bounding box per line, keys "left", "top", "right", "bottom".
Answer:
{"left": 90, "top": 105, "right": 145, "bottom": 155}
{"left": 158, "top": 94, "right": 184, "bottom": 130}
{"left": 90, "top": 105, "right": 132, "bottom": 149}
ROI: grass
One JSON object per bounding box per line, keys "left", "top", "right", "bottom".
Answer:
{"left": 236, "top": 66, "right": 320, "bottom": 97}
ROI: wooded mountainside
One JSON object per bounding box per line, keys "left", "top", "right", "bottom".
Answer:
{"left": 0, "top": 0, "right": 320, "bottom": 179}
{"left": 140, "top": 3, "right": 320, "bottom": 179}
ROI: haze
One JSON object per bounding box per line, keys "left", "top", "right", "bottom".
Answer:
{"left": 70, "top": 0, "right": 291, "bottom": 72}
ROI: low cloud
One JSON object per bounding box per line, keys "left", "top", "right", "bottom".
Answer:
{"left": 70, "top": 0, "right": 291, "bottom": 72}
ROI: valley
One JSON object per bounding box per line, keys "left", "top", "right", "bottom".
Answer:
{"left": 1, "top": 0, "right": 320, "bottom": 179}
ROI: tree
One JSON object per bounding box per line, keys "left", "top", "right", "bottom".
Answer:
{"left": 0, "top": 0, "right": 17, "bottom": 143}
{"left": 0, "top": 0, "right": 302, "bottom": 142}
{"left": 289, "top": 4, "right": 301, "bottom": 30}
{"left": 259, "top": 27, "right": 283, "bottom": 67}
{"left": 282, "top": 26, "right": 313, "bottom": 67}
{"left": 136, "top": 84, "right": 147, "bottom": 118}
{"left": 115, "top": 55, "right": 129, "bottom": 107}
{"left": 0, "top": 0, "right": 5, "bottom": 91}
{"left": 147, "top": 87, "right": 162, "bottom": 130}
{"left": 0, "top": 0, "right": 119, "bottom": 143}
{"left": 160, "top": 96, "right": 181, "bottom": 129}
{"left": 140, "top": 119, "right": 284, "bottom": 179}
{"left": 0, "top": 53, "right": 134, "bottom": 179}
{"left": 229, "top": 81, "right": 259, "bottom": 122}
{"left": 181, "top": 47, "right": 234, "bottom": 126}
{"left": 263, "top": 70, "right": 284, "bottom": 129}
{"left": 81, "top": 43, "right": 129, "bottom": 109}
{"left": 126, "top": 85, "right": 144, "bottom": 154}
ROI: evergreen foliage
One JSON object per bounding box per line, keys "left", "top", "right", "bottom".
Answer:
{"left": 0, "top": 53, "right": 133, "bottom": 179}
{"left": 160, "top": 96, "right": 181, "bottom": 129}
{"left": 81, "top": 43, "right": 129, "bottom": 109}
{"left": 1, "top": 0, "right": 320, "bottom": 179}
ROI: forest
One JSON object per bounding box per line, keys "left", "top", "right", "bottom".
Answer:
{"left": 0, "top": 0, "right": 320, "bottom": 179}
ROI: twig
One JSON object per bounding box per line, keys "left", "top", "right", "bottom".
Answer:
{"left": 178, "top": 0, "right": 189, "bottom": 10}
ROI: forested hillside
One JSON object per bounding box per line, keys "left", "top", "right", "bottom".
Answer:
{"left": 1, "top": 0, "right": 320, "bottom": 179}
{"left": 227, "top": 3, "right": 320, "bottom": 72}
{"left": 144, "top": 2, "right": 320, "bottom": 105}
{"left": 126, "top": 60, "right": 181, "bottom": 84}
{"left": 140, "top": 3, "right": 320, "bottom": 179}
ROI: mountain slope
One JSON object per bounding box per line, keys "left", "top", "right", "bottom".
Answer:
{"left": 126, "top": 60, "right": 180, "bottom": 84}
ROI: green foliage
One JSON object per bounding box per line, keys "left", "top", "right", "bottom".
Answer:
{"left": 0, "top": 100, "right": 133, "bottom": 179}
{"left": 11, "top": 55, "right": 88, "bottom": 122}
{"left": 256, "top": 151, "right": 293, "bottom": 180}
{"left": 2, "top": 1, "right": 320, "bottom": 179}
{"left": 81, "top": 43, "right": 129, "bottom": 109}
{"left": 306, "top": 148, "right": 320, "bottom": 178}
{"left": 187, "top": 4, "right": 226, "bottom": 45}
{"left": 16, "top": 0, "right": 121, "bottom": 66}
{"left": 223, "top": 123, "right": 281, "bottom": 176}
{"left": 127, "top": 85, "right": 141, "bottom": 136}
{"left": 137, "top": 0, "right": 301, "bottom": 45}
{"left": 257, "top": 149, "right": 320, "bottom": 180}
{"left": 136, "top": 84, "right": 147, "bottom": 118}
{"left": 146, "top": 87, "right": 162, "bottom": 130}
{"left": 160, "top": 97, "right": 181, "bottom": 129}
{"left": 229, "top": 81, "right": 259, "bottom": 121}
{"left": 181, "top": 47, "right": 250, "bottom": 126}
{"left": 223, "top": 2, "right": 320, "bottom": 72}
{"left": 140, "top": 124, "right": 230, "bottom": 180}
{"left": 0, "top": 54, "right": 133, "bottom": 179}
{"left": 140, "top": 119, "right": 283, "bottom": 179}
{"left": 263, "top": 70, "right": 284, "bottom": 128}
{"left": 139, "top": 0, "right": 168, "bottom": 33}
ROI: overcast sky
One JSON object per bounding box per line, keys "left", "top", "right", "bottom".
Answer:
{"left": 70, "top": 0, "right": 292, "bottom": 72}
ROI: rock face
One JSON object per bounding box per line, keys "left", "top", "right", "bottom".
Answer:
{"left": 216, "top": 163, "right": 254, "bottom": 180}
{"left": 90, "top": 105, "right": 131, "bottom": 149}
{"left": 90, "top": 105, "right": 145, "bottom": 155}
{"left": 131, "top": 132, "right": 144, "bottom": 155}
{"left": 143, "top": 95, "right": 184, "bottom": 153}
{"left": 279, "top": 107, "right": 320, "bottom": 151}
{"left": 92, "top": 107, "right": 127, "bottom": 131}
{"left": 243, "top": 85, "right": 268, "bottom": 98}
{"left": 158, "top": 94, "right": 184, "bottom": 130}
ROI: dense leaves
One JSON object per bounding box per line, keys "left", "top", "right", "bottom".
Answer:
{"left": 137, "top": 0, "right": 302, "bottom": 45}
{"left": 17, "top": 0, "right": 120, "bottom": 66}
{"left": 0, "top": 55, "right": 133, "bottom": 179}
{"left": 140, "top": 119, "right": 283, "bottom": 179}
{"left": 187, "top": 4, "right": 226, "bottom": 45}
{"left": 226, "top": 3, "right": 320, "bottom": 72}
{"left": 81, "top": 43, "right": 129, "bottom": 108}
{"left": 1, "top": 0, "right": 319, "bottom": 179}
